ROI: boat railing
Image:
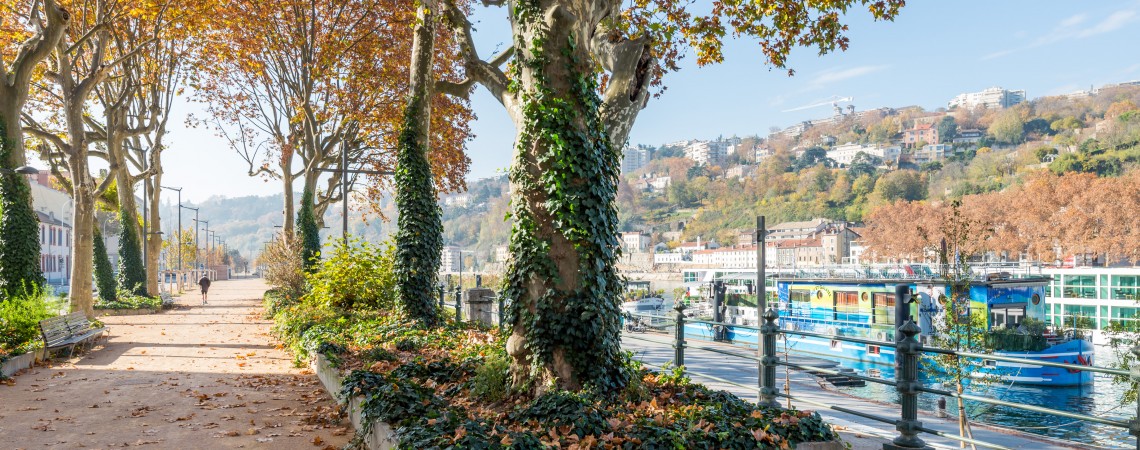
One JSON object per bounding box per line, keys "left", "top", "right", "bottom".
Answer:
{"left": 622, "top": 301, "right": 1139, "bottom": 450}
{"left": 779, "top": 263, "right": 1049, "bottom": 283}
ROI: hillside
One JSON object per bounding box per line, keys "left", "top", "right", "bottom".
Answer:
{"left": 442, "top": 84, "right": 1140, "bottom": 256}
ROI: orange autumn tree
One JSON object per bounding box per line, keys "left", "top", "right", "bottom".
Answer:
{"left": 194, "top": 0, "right": 472, "bottom": 237}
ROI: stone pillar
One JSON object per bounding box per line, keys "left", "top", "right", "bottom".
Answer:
{"left": 465, "top": 288, "right": 496, "bottom": 326}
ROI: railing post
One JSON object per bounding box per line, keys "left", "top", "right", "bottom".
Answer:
{"left": 454, "top": 286, "right": 462, "bottom": 323}
{"left": 673, "top": 303, "right": 686, "bottom": 368}
{"left": 758, "top": 307, "right": 780, "bottom": 408}
{"left": 1130, "top": 345, "right": 1140, "bottom": 450}
{"left": 887, "top": 320, "right": 928, "bottom": 450}
{"left": 438, "top": 284, "right": 445, "bottom": 310}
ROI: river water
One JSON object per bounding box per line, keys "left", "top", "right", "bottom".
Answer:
{"left": 829, "top": 344, "right": 1134, "bottom": 448}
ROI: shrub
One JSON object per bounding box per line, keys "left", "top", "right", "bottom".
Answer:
{"left": 94, "top": 291, "right": 161, "bottom": 310}
{"left": 470, "top": 352, "right": 510, "bottom": 403}
{"left": 93, "top": 227, "right": 116, "bottom": 302}
{"left": 0, "top": 290, "right": 62, "bottom": 357}
{"left": 305, "top": 239, "right": 397, "bottom": 311}
{"left": 261, "top": 237, "right": 305, "bottom": 298}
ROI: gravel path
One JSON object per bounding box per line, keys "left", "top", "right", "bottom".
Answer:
{"left": 0, "top": 277, "right": 350, "bottom": 450}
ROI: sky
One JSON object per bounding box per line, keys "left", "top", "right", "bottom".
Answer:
{"left": 151, "top": 1, "right": 1140, "bottom": 203}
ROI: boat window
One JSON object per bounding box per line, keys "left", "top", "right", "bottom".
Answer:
{"left": 835, "top": 291, "right": 859, "bottom": 322}
{"left": 867, "top": 345, "right": 880, "bottom": 355}
{"left": 872, "top": 293, "right": 896, "bottom": 325}
{"left": 989, "top": 304, "right": 1026, "bottom": 329}
{"left": 984, "top": 360, "right": 996, "bottom": 367}
{"left": 789, "top": 290, "right": 811, "bottom": 317}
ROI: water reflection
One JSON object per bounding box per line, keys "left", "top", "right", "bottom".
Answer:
{"left": 818, "top": 346, "right": 1133, "bottom": 447}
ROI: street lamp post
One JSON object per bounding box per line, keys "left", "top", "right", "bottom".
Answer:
{"left": 163, "top": 187, "right": 182, "bottom": 270}
{"left": 194, "top": 218, "right": 208, "bottom": 270}
{"left": 312, "top": 149, "right": 394, "bottom": 245}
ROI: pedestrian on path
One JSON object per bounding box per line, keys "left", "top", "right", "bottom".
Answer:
{"left": 198, "top": 275, "right": 212, "bottom": 305}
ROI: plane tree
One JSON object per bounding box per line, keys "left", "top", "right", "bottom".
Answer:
{"left": 433, "top": 0, "right": 905, "bottom": 393}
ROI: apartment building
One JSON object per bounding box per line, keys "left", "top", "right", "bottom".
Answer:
{"left": 948, "top": 87, "right": 1026, "bottom": 110}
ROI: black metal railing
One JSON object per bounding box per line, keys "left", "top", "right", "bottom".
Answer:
{"left": 623, "top": 300, "right": 1140, "bottom": 450}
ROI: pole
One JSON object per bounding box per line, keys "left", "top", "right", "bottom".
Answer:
{"left": 342, "top": 146, "right": 348, "bottom": 245}
{"left": 143, "top": 180, "right": 148, "bottom": 278}
{"left": 756, "top": 215, "right": 766, "bottom": 313}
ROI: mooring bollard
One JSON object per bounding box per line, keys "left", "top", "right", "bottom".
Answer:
{"left": 887, "top": 320, "right": 928, "bottom": 450}
{"left": 497, "top": 296, "right": 505, "bottom": 331}
{"left": 454, "top": 286, "right": 462, "bottom": 323}
{"left": 438, "top": 284, "right": 445, "bottom": 310}
{"left": 759, "top": 307, "right": 780, "bottom": 408}
{"left": 673, "top": 303, "right": 686, "bottom": 368}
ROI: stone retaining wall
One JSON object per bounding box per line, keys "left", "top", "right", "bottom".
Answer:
{"left": 312, "top": 353, "right": 397, "bottom": 449}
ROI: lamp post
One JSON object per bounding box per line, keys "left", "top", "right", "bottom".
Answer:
{"left": 312, "top": 149, "right": 394, "bottom": 245}
{"left": 194, "top": 218, "right": 208, "bottom": 270}
{"left": 163, "top": 187, "right": 182, "bottom": 270}
{"left": 457, "top": 250, "right": 475, "bottom": 289}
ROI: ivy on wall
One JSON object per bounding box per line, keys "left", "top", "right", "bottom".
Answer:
{"left": 394, "top": 95, "right": 442, "bottom": 326}
{"left": 501, "top": 1, "right": 627, "bottom": 391}
{"left": 0, "top": 119, "right": 44, "bottom": 297}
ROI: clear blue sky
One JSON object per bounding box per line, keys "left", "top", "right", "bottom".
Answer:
{"left": 155, "top": 1, "right": 1140, "bottom": 201}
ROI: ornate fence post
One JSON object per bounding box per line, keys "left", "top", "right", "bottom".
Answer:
{"left": 454, "top": 286, "right": 462, "bottom": 323}
{"left": 888, "top": 320, "right": 929, "bottom": 450}
{"left": 438, "top": 284, "right": 445, "bottom": 310}
{"left": 1130, "top": 345, "right": 1140, "bottom": 449}
{"left": 673, "top": 303, "right": 686, "bottom": 368}
{"left": 759, "top": 307, "right": 780, "bottom": 408}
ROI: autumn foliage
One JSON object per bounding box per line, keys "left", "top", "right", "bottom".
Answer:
{"left": 863, "top": 169, "right": 1140, "bottom": 264}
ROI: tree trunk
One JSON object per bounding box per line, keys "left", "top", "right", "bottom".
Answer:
{"left": 394, "top": 0, "right": 442, "bottom": 326}
{"left": 281, "top": 170, "right": 296, "bottom": 239}
{"left": 146, "top": 173, "right": 161, "bottom": 295}
{"left": 69, "top": 155, "right": 97, "bottom": 318}
{"left": 502, "top": 2, "right": 626, "bottom": 393}
{"left": 0, "top": 101, "right": 45, "bottom": 296}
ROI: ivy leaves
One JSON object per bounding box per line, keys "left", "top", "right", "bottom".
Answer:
{"left": 394, "top": 95, "right": 443, "bottom": 327}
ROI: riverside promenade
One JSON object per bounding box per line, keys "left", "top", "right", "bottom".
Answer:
{"left": 623, "top": 336, "right": 1092, "bottom": 450}
{"left": 0, "top": 278, "right": 348, "bottom": 449}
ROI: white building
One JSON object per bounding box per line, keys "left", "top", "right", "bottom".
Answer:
{"left": 620, "top": 145, "right": 651, "bottom": 174}
{"left": 494, "top": 245, "right": 510, "bottom": 263}
{"left": 692, "top": 245, "right": 759, "bottom": 268}
{"left": 767, "top": 218, "right": 829, "bottom": 242}
{"left": 684, "top": 141, "right": 726, "bottom": 167}
{"left": 649, "top": 176, "right": 671, "bottom": 192}
{"left": 653, "top": 252, "right": 685, "bottom": 264}
{"left": 914, "top": 143, "right": 957, "bottom": 164}
{"left": 827, "top": 143, "right": 897, "bottom": 167}
{"left": 947, "top": 87, "right": 1026, "bottom": 110}
{"left": 725, "top": 165, "right": 755, "bottom": 180}
{"left": 440, "top": 245, "right": 461, "bottom": 273}
{"left": 38, "top": 211, "right": 71, "bottom": 288}
{"left": 621, "top": 231, "right": 651, "bottom": 253}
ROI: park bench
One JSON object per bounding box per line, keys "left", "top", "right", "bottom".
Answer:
{"left": 39, "top": 312, "right": 106, "bottom": 358}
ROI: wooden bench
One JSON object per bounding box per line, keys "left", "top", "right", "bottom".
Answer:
{"left": 39, "top": 312, "right": 106, "bottom": 358}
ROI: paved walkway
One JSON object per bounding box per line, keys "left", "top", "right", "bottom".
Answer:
{"left": 623, "top": 334, "right": 1091, "bottom": 450}
{"left": 0, "top": 278, "right": 349, "bottom": 449}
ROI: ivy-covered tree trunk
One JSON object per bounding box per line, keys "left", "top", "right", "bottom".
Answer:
{"left": 0, "top": 117, "right": 44, "bottom": 297}
{"left": 500, "top": 2, "right": 633, "bottom": 393}
{"left": 93, "top": 227, "right": 116, "bottom": 302}
{"left": 0, "top": 0, "right": 69, "bottom": 298}
{"left": 116, "top": 207, "right": 147, "bottom": 296}
{"left": 394, "top": 1, "right": 442, "bottom": 326}
{"left": 296, "top": 187, "right": 321, "bottom": 272}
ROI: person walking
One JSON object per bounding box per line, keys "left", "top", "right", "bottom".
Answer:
{"left": 197, "top": 274, "right": 212, "bottom": 305}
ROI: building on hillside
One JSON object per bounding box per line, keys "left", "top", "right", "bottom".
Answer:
{"left": 440, "top": 245, "right": 461, "bottom": 273}
{"left": 817, "top": 224, "right": 861, "bottom": 265}
{"left": 827, "top": 143, "right": 891, "bottom": 167}
{"left": 773, "top": 238, "right": 825, "bottom": 267}
{"left": 914, "top": 143, "right": 957, "bottom": 164}
{"left": 755, "top": 145, "right": 775, "bottom": 161}
{"left": 621, "top": 145, "right": 651, "bottom": 173}
{"left": 953, "top": 129, "right": 984, "bottom": 144}
{"left": 442, "top": 194, "right": 471, "bottom": 207}
{"left": 38, "top": 211, "right": 71, "bottom": 289}
{"left": 622, "top": 231, "right": 651, "bottom": 253}
{"left": 649, "top": 176, "right": 672, "bottom": 192}
{"left": 725, "top": 165, "right": 755, "bottom": 180}
{"left": 494, "top": 245, "right": 510, "bottom": 263}
{"left": 653, "top": 252, "right": 686, "bottom": 264}
{"left": 947, "top": 87, "right": 1025, "bottom": 110}
{"left": 767, "top": 218, "right": 829, "bottom": 242}
{"left": 684, "top": 140, "right": 726, "bottom": 166}
{"left": 661, "top": 230, "right": 682, "bottom": 242}
{"left": 903, "top": 122, "right": 939, "bottom": 148}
